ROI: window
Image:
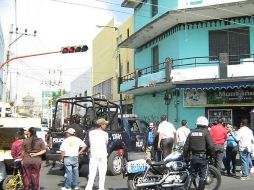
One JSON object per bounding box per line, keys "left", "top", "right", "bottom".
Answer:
{"left": 209, "top": 27, "right": 250, "bottom": 64}
{"left": 92, "top": 78, "right": 113, "bottom": 100}
{"left": 151, "top": 0, "right": 158, "bottom": 17}
{"left": 152, "top": 45, "right": 159, "bottom": 72}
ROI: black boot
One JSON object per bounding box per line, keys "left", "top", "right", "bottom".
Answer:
{"left": 198, "top": 180, "right": 206, "bottom": 190}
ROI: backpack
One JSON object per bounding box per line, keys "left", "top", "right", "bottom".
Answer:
{"left": 147, "top": 130, "right": 154, "bottom": 145}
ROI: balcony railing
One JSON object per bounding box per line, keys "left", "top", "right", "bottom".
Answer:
{"left": 120, "top": 54, "right": 254, "bottom": 84}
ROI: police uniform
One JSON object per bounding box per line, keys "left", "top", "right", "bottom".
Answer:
{"left": 183, "top": 116, "right": 214, "bottom": 190}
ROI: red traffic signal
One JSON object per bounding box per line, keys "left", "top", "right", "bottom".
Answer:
{"left": 61, "top": 45, "right": 88, "bottom": 54}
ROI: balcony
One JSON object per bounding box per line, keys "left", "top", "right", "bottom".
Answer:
{"left": 120, "top": 54, "right": 254, "bottom": 94}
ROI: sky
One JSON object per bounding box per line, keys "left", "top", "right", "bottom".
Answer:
{"left": 0, "top": 0, "right": 133, "bottom": 104}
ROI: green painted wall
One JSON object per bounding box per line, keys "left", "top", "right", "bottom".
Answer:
{"left": 134, "top": 90, "right": 205, "bottom": 129}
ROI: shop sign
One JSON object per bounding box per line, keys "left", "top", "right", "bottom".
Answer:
{"left": 184, "top": 87, "right": 254, "bottom": 107}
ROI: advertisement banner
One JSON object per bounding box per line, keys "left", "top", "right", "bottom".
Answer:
{"left": 184, "top": 87, "right": 254, "bottom": 107}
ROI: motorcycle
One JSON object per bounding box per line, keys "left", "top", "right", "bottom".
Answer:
{"left": 123, "top": 148, "right": 221, "bottom": 190}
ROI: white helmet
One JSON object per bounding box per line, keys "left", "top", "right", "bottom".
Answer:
{"left": 196, "top": 116, "right": 208, "bottom": 126}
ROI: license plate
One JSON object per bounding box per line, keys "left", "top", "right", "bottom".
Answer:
{"left": 126, "top": 161, "right": 147, "bottom": 173}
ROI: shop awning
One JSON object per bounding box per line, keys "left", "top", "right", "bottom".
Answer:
{"left": 175, "top": 81, "right": 254, "bottom": 90}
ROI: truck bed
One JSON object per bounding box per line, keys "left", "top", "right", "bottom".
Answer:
{"left": 0, "top": 127, "right": 22, "bottom": 161}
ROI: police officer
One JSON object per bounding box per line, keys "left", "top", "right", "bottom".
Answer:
{"left": 183, "top": 116, "right": 214, "bottom": 190}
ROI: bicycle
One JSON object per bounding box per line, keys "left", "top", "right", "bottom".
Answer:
{"left": 2, "top": 159, "right": 24, "bottom": 190}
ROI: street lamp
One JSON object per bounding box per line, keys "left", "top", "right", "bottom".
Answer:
{"left": 96, "top": 25, "right": 118, "bottom": 31}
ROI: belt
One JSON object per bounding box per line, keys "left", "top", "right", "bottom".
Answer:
{"left": 192, "top": 152, "right": 206, "bottom": 159}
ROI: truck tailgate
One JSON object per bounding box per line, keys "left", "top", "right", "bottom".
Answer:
{"left": 0, "top": 127, "right": 22, "bottom": 161}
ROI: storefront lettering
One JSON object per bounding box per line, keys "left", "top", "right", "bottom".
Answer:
{"left": 218, "top": 90, "right": 254, "bottom": 97}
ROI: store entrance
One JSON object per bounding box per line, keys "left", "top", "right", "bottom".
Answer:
{"left": 232, "top": 107, "right": 252, "bottom": 128}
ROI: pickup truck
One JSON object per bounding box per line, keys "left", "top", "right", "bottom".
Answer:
{"left": 46, "top": 96, "right": 148, "bottom": 176}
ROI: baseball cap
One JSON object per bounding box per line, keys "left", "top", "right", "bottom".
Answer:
{"left": 96, "top": 118, "right": 109, "bottom": 125}
{"left": 66, "top": 128, "right": 76, "bottom": 135}
{"left": 196, "top": 116, "right": 208, "bottom": 126}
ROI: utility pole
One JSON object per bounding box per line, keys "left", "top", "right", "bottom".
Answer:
{"left": 2, "top": 24, "right": 14, "bottom": 103}
{"left": 2, "top": 25, "right": 36, "bottom": 103}
{"left": 41, "top": 68, "right": 63, "bottom": 128}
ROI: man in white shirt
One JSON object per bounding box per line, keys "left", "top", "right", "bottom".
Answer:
{"left": 60, "top": 128, "right": 87, "bottom": 190}
{"left": 84, "top": 118, "right": 109, "bottom": 190}
{"left": 157, "top": 115, "right": 176, "bottom": 158}
{"left": 176, "top": 120, "right": 190, "bottom": 147}
{"left": 237, "top": 118, "right": 254, "bottom": 180}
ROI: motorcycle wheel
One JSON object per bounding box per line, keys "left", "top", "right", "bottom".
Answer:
{"left": 194, "top": 165, "right": 221, "bottom": 190}
{"left": 127, "top": 173, "right": 143, "bottom": 190}
{"left": 127, "top": 173, "right": 155, "bottom": 190}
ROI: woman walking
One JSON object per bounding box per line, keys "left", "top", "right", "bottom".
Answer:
{"left": 21, "top": 127, "right": 46, "bottom": 190}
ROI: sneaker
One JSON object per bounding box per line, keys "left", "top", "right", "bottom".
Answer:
{"left": 250, "top": 167, "right": 254, "bottom": 173}
{"left": 74, "top": 188, "right": 78, "bottom": 190}
{"left": 61, "top": 187, "right": 71, "bottom": 190}
{"left": 240, "top": 176, "right": 250, "bottom": 181}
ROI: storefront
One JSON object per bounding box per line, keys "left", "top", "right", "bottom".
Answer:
{"left": 176, "top": 81, "right": 254, "bottom": 129}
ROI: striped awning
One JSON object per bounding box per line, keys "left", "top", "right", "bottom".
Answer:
{"left": 175, "top": 81, "right": 254, "bottom": 90}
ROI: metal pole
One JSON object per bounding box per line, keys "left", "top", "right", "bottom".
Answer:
{"left": 2, "top": 24, "right": 14, "bottom": 103}
{"left": 0, "top": 50, "right": 61, "bottom": 70}
{"left": 118, "top": 53, "right": 123, "bottom": 112}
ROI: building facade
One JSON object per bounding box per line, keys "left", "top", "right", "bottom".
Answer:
{"left": 70, "top": 68, "right": 92, "bottom": 97}
{"left": 120, "top": 0, "right": 254, "bottom": 128}
{"left": 92, "top": 17, "right": 135, "bottom": 113}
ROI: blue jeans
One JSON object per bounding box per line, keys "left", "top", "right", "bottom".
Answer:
{"left": 64, "top": 156, "right": 79, "bottom": 189}
{"left": 239, "top": 150, "right": 250, "bottom": 177}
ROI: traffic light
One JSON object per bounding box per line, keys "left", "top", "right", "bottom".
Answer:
{"left": 61, "top": 45, "right": 88, "bottom": 54}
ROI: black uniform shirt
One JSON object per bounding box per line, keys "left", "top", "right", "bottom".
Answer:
{"left": 183, "top": 127, "right": 214, "bottom": 159}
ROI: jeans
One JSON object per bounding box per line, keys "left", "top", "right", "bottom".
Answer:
{"left": 85, "top": 157, "right": 107, "bottom": 190}
{"left": 225, "top": 146, "right": 238, "bottom": 174}
{"left": 64, "top": 156, "right": 79, "bottom": 189}
{"left": 214, "top": 144, "right": 225, "bottom": 173}
{"left": 239, "top": 150, "right": 250, "bottom": 177}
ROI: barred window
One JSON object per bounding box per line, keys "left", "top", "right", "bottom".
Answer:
{"left": 209, "top": 27, "right": 250, "bottom": 64}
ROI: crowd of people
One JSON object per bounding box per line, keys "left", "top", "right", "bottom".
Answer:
{"left": 9, "top": 113, "right": 254, "bottom": 190}
{"left": 143, "top": 115, "right": 254, "bottom": 190}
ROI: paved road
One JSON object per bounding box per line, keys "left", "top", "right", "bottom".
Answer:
{"left": 40, "top": 161, "right": 254, "bottom": 190}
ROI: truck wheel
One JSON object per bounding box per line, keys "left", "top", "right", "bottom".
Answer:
{"left": 107, "top": 151, "right": 123, "bottom": 176}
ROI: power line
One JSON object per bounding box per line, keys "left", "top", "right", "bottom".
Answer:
{"left": 50, "top": 0, "right": 135, "bottom": 16}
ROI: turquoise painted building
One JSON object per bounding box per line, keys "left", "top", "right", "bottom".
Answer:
{"left": 120, "top": 0, "right": 254, "bottom": 129}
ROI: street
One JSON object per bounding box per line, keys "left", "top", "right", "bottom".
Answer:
{"left": 39, "top": 161, "right": 254, "bottom": 190}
